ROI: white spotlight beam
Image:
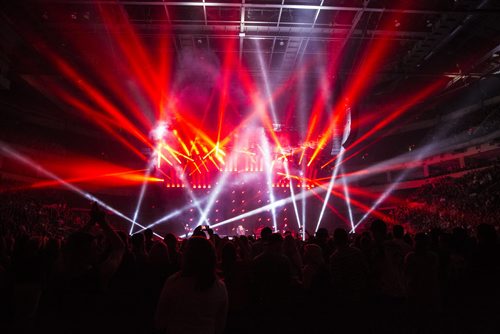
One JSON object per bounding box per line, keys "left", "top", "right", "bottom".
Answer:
{"left": 135, "top": 209, "right": 182, "bottom": 232}
{"left": 350, "top": 143, "right": 433, "bottom": 231}
{"left": 349, "top": 120, "right": 500, "bottom": 231}
{"left": 351, "top": 138, "right": 444, "bottom": 231}
{"left": 266, "top": 166, "right": 278, "bottom": 232}
{"left": 254, "top": 39, "right": 278, "bottom": 124}
{"left": 301, "top": 185, "right": 307, "bottom": 240}
{"left": 259, "top": 139, "right": 278, "bottom": 232}
{"left": 211, "top": 198, "right": 288, "bottom": 228}
{"left": 137, "top": 196, "right": 210, "bottom": 233}
{"left": 341, "top": 129, "right": 500, "bottom": 186}
{"left": 266, "top": 170, "right": 278, "bottom": 232}
{"left": 210, "top": 180, "right": 337, "bottom": 229}
{"left": 0, "top": 143, "right": 162, "bottom": 238}
{"left": 297, "top": 68, "right": 307, "bottom": 241}
{"left": 352, "top": 157, "right": 420, "bottom": 232}
{"left": 341, "top": 168, "right": 355, "bottom": 233}
{"left": 174, "top": 165, "right": 209, "bottom": 226}
{"left": 256, "top": 39, "right": 281, "bottom": 231}
{"left": 352, "top": 181, "right": 397, "bottom": 232}
{"left": 131, "top": 160, "right": 155, "bottom": 234}
{"left": 300, "top": 160, "right": 307, "bottom": 240}
{"left": 314, "top": 148, "right": 344, "bottom": 233}
{"left": 197, "top": 168, "right": 231, "bottom": 226}
{"left": 284, "top": 160, "right": 301, "bottom": 229}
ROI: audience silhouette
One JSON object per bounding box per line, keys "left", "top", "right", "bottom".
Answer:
{"left": 1, "top": 183, "right": 500, "bottom": 334}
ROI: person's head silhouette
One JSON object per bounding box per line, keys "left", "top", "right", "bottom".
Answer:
{"left": 182, "top": 236, "right": 217, "bottom": 291}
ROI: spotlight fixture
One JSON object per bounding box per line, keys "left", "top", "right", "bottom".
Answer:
{"left": 394, "top": 19, "right": 400, "bottom": 28}
{"left": 151, "top": 122, "right": 168, "bottom": 141}
{"left": 239, "top": 32, "right": 246, "bottom": 37}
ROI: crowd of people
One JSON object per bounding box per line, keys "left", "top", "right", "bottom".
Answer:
{"left": 0, "top": 194, "right": 499, "bottom": 334}
{"left": 393, "top": 165, "right": 500, "bottom": 232}
{"left": 0, "top": 190, "right": 87, "bottom": 240}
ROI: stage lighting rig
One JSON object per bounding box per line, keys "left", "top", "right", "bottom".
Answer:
{"left": 150, "top": 120, "right": 177, "bottom": 168}
{"left": 151, "top": 121, "right": 169, "bottom": 142}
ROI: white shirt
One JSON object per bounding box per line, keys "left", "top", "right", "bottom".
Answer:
{"left": 155, "top": 272, "right": 228, "bottom": 334}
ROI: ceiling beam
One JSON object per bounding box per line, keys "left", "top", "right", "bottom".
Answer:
{"left": 52, "top": 1, "right": 500, "bottom": 15}
{"left": 44, "top": 23, "right": 428, "bottom": 41}
{"left": 297, "top": 0, "right": 324, "bottom": 63}
{"left": 202, "top": 0, "right": 207, "bottom": 26}
{"left": 276, "top": 0, "right": 285, "bottom": 28}
{"left": 239, "top": 0, "right": 245, "bottom": 62}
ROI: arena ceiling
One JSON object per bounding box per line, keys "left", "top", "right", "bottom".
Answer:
{"left": 1, "top": 1, "right": 498, "bottom": 79}
{"left": 0, "top": 0, "right": 500, "bottom": 158}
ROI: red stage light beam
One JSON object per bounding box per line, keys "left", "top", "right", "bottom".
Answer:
{"left": 97, "top": 4, "right": 170, "bottom": 115}
{"left": 0, "top": 142, "right": 163, "bottom": 237}
{"left": 28, "top": 169, "right": 155, "bottom": 189}
{"left": 36, "top": 45, "right": 153, "bottom": 149}
{"left": 310, "top": 188, "right": 350, "bottom": 226}
{"left": 321, "top": 78, "right": 447, "bottom": 169}
{"left": 346, "top": 79, "right": 446, "bottom": 155}
{"left": 24, "top": 75, "right": 148, "bottom": 161}
{"left": 307, "top": 5, "right": 412, "bottom": 166}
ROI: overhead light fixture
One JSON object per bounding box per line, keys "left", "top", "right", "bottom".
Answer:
{"left": 239, "top": 32, "right": 246, "bottom": 37}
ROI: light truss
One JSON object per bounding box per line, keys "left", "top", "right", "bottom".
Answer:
{"left": 53, "top": 1, "right": 500, "bottom": 15}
